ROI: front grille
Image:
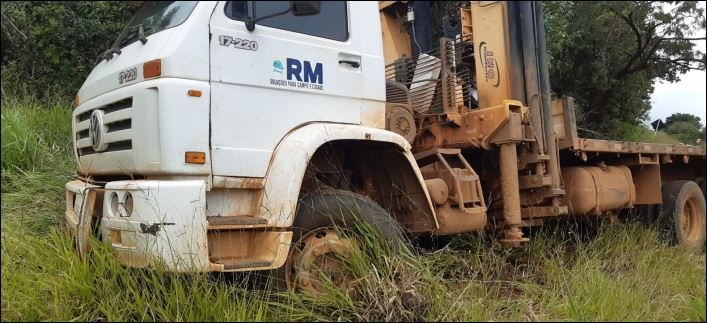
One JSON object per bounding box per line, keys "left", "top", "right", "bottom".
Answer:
{"left": 78, "top": 140, "right": 132, "bottom": 156}
{"left": 75, "top": 97, "right": 133, "bottom": 156}
{"left": 77, "top": 98, "right": 132, "bottom": 122}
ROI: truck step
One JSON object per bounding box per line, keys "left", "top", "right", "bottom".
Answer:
{"left": 207, "top": 216, "right": 267, "bottom": 226}
{"left": 212, "top": 258, "right": 273, "bottom": 270}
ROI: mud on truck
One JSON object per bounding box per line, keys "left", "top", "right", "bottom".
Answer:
{"left": 66, "top": 1, "right": 706, "bottom": 294}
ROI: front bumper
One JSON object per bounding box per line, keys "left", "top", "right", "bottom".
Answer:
{"left": 66, "top": 179, "right": 211, "bottom": 272}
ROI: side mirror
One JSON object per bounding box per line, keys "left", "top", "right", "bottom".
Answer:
{"left": 291, "top": 1, "right": 321, "bottom": 16}
{"left": 246, "top": 1, "right": 321, "bottom": 32}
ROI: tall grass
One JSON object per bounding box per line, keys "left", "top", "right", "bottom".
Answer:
{"left": 1, "top": 96, "right": 74, "bottom": 174}
{"left": 617, "top": 122, "right": 681, "bottom": 144}
{"left": 1, "top": 99, "right": 705, "bottom": 321}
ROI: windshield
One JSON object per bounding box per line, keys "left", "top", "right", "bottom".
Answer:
{"left": 117, "top": 1, "right": 199, "bottom": 48}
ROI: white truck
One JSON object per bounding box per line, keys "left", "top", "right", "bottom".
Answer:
{"left": 66, "top": 1, "right": 706, "bottom": 294}
{"left": 67, "top": 1, "right": 440, "bottom": 293}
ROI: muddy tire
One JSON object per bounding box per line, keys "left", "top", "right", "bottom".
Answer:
{"left": 269, "top": 190, "right": 405, "bottom": 293}
{"left": 659, "top": 180, "right": 706, "bottom": 253}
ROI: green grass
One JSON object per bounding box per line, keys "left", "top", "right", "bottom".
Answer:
{"left": 618, "top": 122, "right": 681, "bottom": 144}
{"left": 2, "top": 99, "right": 705, "bottom": 321}
{"left": 1, "top": 96, "right": 75, "bottom": 175}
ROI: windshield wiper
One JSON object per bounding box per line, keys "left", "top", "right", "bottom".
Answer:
{"left": 119, "top": 24, "right": 152, "bottom": 47}
{"left": 95, "top": 47, "right": 122, "bottom": 65}
{"left": 95, "top": 24, "right": 152, "bottom": 65}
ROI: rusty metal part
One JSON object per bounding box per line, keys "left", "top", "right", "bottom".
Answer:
{"left": 414, "top": 101, "right": 526, "bottom": 151}
{"left": 518, "top": 187, "right": 554, "bottom": 206}
{"left": 517, "top": 151, "right": 550, "bottom": 172}
{"left": 286, "top": 228, "right": 356, "bottom": 295}
{"left": 500, "top": 226, "right": 527, "bottom": 247}
{"left": 488, "top": 102, "right": 528, "bottom": 145}
{"left": 425, "top": 178, "right": 449, "bottom": 205}
{"left": 416, "top": 149, "right": 487, "bottom": 235}
{"left": 519, "top": 205, "right": 569, "bottom": 219}
{"left": 433, "top": 204, "right": 487, "bottom": 235}
{"left": 208, "top": 230, "right": 292, "bottom": 272}
{"left": 518, "top": 173, "right": 552, "bottom": 189}
{"left": 416, "top": 148, "right": 486, "bottom": 211}
{"left": 572, "top": 138, "right": 706, "bottom": 156}
{"left": 212, "top": 176, "right": 265, "bottom": 189}
{"left": 499, "top": 143, "right": 527, "bottom": 245}
{"left": 551, "top": 97, "right": 578, "bottom": 144}
{"left": 305, "top": 142, "right": 436, "bottom": 233}
{"left": 682, "top": 195, "right": 702, "bottom": 241}
{"left": 630, "top": 164, "right": 662, "bottom": 205}
{"left": 561, "top": 166, "right": 636, "bottom": 215}
{"left": 65, "top": 181, "right": 104, "bottom": 260}
{"left": 207, "top": 187, "right": 264, "bottom": 220}
{"left": 207, "top": 215, "right": 267, "bottom": 226}
{"left": 385, "top": 104, "right": 416, "bottom": 143}
{"left": 78, "top": 190, "right": 100, "bottom": 258}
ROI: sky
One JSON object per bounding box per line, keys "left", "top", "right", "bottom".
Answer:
{"left": 649, "top": 40, "right": 706, "bottom": 127}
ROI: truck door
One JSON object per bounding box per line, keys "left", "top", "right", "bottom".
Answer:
{"left": 209, "top": 1, "right": 366, "bottom": 177}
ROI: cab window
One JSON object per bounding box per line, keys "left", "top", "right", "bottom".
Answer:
{"left": 224, "top": 1, "right": 348, "bottom": 41}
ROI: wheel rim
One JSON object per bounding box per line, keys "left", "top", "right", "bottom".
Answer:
{"left": 681, "top": 196, "right": 701, "bottom": 241}
{"left": 285, "top": 228, "right": 356, "bottom": 295}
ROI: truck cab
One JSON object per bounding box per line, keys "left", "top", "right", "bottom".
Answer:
{"left": 74, "top": 1, "right": 385, "bottom": 178}
{"left": 66, "top": 1, "right": 437, "bottom": 282}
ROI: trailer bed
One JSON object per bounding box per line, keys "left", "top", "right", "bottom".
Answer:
{"left": 569, "top": 138, "right": 706, "bottom": 157}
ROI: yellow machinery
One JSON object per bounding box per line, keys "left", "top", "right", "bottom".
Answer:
{"left": 380, "top": 1, "right": 706, "bottom": 245}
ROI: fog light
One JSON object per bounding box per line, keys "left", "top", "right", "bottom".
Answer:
{"left": 110, "top": 192, "right": 119, "bottom": 216}
{"left": 124, "top": 192, "right": 134, "bottom": 217}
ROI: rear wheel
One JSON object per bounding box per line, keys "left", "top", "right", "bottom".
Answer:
{"left": 273, "top": 190, "right": 405, "bottom": 294}
{"left": 659, "top": 180, "right": 706, "bottom": 253}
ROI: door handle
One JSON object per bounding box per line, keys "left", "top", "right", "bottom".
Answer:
{"left": 338, "top": 60, "right": 360, "bottom": 68}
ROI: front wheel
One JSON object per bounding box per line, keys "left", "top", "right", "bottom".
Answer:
{"left": 275, "top": 190, "right": 405, "bottom": 294}
{"left": 659, "top": 180, "right": 706, "bottom": 253}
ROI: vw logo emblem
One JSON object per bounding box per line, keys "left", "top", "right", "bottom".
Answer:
{"left": 89, "top": 110, "right": 108, "bottom": 152}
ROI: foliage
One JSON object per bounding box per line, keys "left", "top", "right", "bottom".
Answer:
{"left": 665, "top": 121, "right": 703, "bottom": 144}
{"left": 666, "top": 112, "right": 703, "bottom": 128}
{"left": 544, "top": 1, "right": 706, "bottom": 139}
{"left": 661, "top": 112, "right": 704, "bottom": 144}
{"left": 1, "top": 1, "right": 136, "bottom": 102}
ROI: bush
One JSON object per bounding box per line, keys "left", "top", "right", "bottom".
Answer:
{"left": 1, "top": 1, "right": 136, "bottom": 101}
